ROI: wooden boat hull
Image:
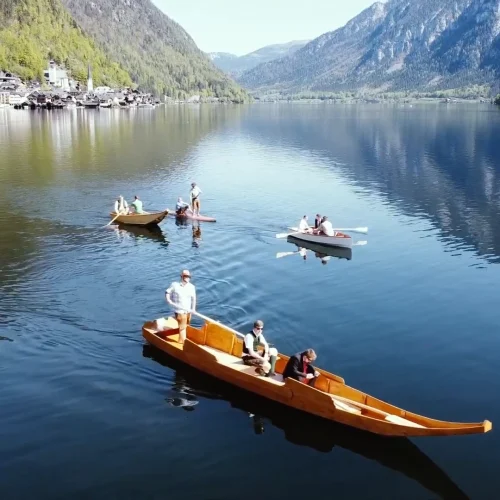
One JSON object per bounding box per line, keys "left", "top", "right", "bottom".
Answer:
{"left": 110, "top": 210, "right": 168, "bottom": 226}
{"left": 287, "top": 235, "right": 353, "bottom": 260}
{"left": 142, "top": 318, "right": 492, "bottom": 437}
{"left": 287, "top": 231, "right": 352, "bottom": 248}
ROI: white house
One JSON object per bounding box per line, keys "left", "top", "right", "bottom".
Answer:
{"left": 94, "top": 86, "right": 112, "bottom": 94}
{"left": 44, "top": 61, "right": 70, "bottom": 91}
{"left": 8, "top": 93, "right": 24, "bottom": 105}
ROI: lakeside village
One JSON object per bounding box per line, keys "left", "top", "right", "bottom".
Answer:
{"left": 0, "top": 61, "right": 163, "bottom": 110}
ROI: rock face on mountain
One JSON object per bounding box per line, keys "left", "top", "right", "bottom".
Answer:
{"left": 58, "top": 0, "right": 248, "bottom": 100}
{"left": 239, "top": 0, "right": 500, "bottom": 93}
{"left": 209, "top": 40, "right": 310, "bottom": 78}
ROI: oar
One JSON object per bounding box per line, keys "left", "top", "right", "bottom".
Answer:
{"left": 104, "top": 212, "right": 121, "bottom": 227}
{"left": 188, "top": 310, "right": 245, "bottom": 339}
{"left": 288, "top": 226, "right": 369, "bottom": 234}
{"left": 276, "top": 251, "right": 300, "bottom": 259}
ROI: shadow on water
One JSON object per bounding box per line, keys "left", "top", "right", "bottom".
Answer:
{"left": 113, "top": 223, "right": 169, "bottom": 246}
{"left": 142, "top": 344, "right": 470, "bottom": 500}
{"left": 284, "top": 236, "right": 353, "bottom": 264}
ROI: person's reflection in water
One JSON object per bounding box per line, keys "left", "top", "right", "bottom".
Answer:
{"left": 248, "top": 413, "right": 265, "bottom": 434}
{"left": 192, "top": 222, "right": 202, "bottom": 248}
{"left": 314, "top": 252, "right": 330, "bottom": 265}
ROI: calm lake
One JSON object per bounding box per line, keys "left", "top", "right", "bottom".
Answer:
{"left": 1, "top": 103, "right": 499, "bottom": 499}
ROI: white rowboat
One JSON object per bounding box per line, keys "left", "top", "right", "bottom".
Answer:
{"left": 286, "top": 230, "right": 353, "bottom": 249}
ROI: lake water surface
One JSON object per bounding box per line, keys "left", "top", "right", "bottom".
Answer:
{"left": 1, "top": 103, "right": 499, "bottom": 499}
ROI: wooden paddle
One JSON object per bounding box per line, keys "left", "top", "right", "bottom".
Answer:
{"left": 189, "top": 310, "right": 245, "bottom": 339}
{"left": 276, "top": 226, "right": 368, "bottom": 238}
{"left": 276, "top": 251, "right": 301, "bottom": 259}
{"left": 287, "top": 226, "right": 369, "bottom": 234}
{"left": 104, "top": 212, "right": 121, "bottom": 227}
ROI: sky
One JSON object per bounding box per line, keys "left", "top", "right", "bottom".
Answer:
{"left": 153, "top": 0, "right": 378, "bottom": 56}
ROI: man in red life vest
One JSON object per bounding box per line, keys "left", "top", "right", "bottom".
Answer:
{"left": 282, "top": 349, "right": 320, "bottom": 387}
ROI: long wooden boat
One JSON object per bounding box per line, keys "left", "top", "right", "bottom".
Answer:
{"left": 142, "top": 317, "right": 492, "bottom": 437}
{"left": 287, "top": 235, "right": 353, "bottom": 260}
{"left": 287, "top": 230, "right": 352, "bottom": 248}
{"left": 109, "top": 209, "right": 168, "bottom": 226}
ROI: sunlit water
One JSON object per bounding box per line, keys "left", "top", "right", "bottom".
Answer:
{"left": 1, "top": 103, "right": 499, "bottom": 499}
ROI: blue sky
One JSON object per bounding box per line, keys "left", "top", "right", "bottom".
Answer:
{"left": 153, "top": 0, "right": 378, "bottom": 55}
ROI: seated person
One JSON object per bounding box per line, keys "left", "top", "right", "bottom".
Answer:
{"left": 176, "top": 197, "right": 190, "bottom": 216}
{"left": 130, "top": 195, "right": 144, "bottom": 214}
{"left": 298, "top": 215, "right": 313, "bottom": 234}
{"left": 114, "top": 195, "right": 129, "bottom": 215}
{"left": 318, "top": 216, "right": 335, "bottom": 236}
{"left": 242, "top": 320, "right": 278, "bottom": 377}
{"left": 282, "top": 349, "right": 320, "bottom": 387}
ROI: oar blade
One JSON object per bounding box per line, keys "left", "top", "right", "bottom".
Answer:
{"left": 276, "top": 251, "right": 297, "bottom": 258}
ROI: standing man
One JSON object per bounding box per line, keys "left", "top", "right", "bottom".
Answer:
{"left": 242, "top": 320, "right": 278, "bottom": 377}
{"left": 190, "top": 182, "right": 202, "bottom": 216}
{"left": 165, "top": 269, "right": 196, "bottom": 344}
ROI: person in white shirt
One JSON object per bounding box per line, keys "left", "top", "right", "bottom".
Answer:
{"left": 165, "top": 269, "right": 196, "bottom": 344}
{"left": 189, "top": 182, "right": 202, "bottom": 216}
{"left": 176, "top": 197, "right": 189, "bottom": 216}
{"left": 318, "top": 216, "right": 335, "bottom": 236}
{"left": 298, "top": 215, "right": 313, "bottom": 234}
{"left": 114, "top": 195, "right": 129, "bottom": 215}
{"left": 242, "top": 320, "right": 278, "bottom": 377}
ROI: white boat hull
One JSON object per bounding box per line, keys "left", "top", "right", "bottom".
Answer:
{"left": 287, "top": 231, "right": 352, "bottom": 248}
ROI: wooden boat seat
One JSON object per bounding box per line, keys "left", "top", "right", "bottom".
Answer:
{"left": 385, "top": 414, "right": 425, "bottom": 428}
{"left": 332, "top": 397, "right": 362, "bottom": 415}
{"left": 200, "top": 345, "right": 285, "bottom": 385}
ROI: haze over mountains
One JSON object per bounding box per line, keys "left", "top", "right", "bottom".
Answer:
{"left": 208, "top": 40, "right": 309, "bottom": 78}
{"left": 240, "top": 0, "right": 500, "bottom": 95}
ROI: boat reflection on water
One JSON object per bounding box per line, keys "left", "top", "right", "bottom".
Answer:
{"left": 142, "top": 344, "right": 469, "bottom": 500}
{"left": 113, "top": 223, "right": 169, "bottom": 245}
{"left": 282, "top": 236, "right": 353, "bottom": 264}
{"left": 174, "top": 215, "right": 190, "bottom": 228}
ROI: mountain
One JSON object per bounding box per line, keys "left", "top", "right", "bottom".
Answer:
{"left": 209, "top": 40, "right": 310, "bottom": 78}
{"left": 60, "top": 0, "right": 248, "bottom": 100}
{"left": 0, "top": 0, "right": 132, "bottom": 86}
{"left": 239, "top": 0, "right": 500, "bottom": 94}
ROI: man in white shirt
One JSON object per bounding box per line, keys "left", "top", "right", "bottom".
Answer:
{"left": 298, "top": 215, "right": 312, "bottom": 234}
{"left": 165, "top": 269, "right": 196, "bottom": 344}
{"left": 242, "top": 320, "right": 278, "bottom": 377}
{"left": 189, "top": 182, "right": 202, "bottom": 216}
{"left": 114, "top": 195, "right": 129, "bottom": 214}
{"left": 318, "top": 216, "right": 335, "bottom": 236}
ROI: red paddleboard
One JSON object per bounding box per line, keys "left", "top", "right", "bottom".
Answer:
{"left": 176, "top": 209, "right": 216, "bottom": 222}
